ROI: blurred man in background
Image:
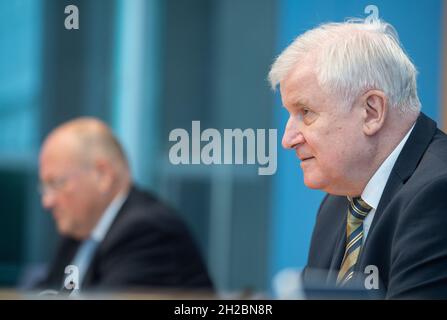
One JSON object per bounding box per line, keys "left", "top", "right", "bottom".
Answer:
{"left": 36, "top": 117, "right": 213, "bottom": 293}
{"left": 269, "top": 19, "right": 447, "bottom": 298}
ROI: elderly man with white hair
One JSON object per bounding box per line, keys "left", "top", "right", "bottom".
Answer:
{"left": 269, "top": 19, "right": 447, "bottom": 299}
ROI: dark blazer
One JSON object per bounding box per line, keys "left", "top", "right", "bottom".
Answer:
{"left": 304, "top": 112, "right": 447, "bottom": 299}
{"left": 39, "top": 186, "right": 213, "bottom": 292}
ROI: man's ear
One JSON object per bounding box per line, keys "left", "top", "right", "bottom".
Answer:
{"left": 362, "top": 90, "right": 387, "bottom": 136}
{"left": 94, "top": 159, "right": 114, "bottom": 194}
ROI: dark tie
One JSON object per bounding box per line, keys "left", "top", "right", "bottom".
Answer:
{"left": 337, "top": 196, "right": 372, "bottom": 286}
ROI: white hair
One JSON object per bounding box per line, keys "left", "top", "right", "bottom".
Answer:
{"left": 268, "top": 19, "right": 421, "bottom": 114}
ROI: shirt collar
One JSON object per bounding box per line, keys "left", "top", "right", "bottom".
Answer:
{"left": 90, "top": 189, "right": 129, "bottom": 242}
{"left": 361, "top": 124, "right": 415, "bottom": 210}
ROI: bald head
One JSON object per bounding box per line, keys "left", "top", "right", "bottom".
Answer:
{"left": 39, "top": 117, "right": 131, "bottom": 240}
{"left": 43, "top": 117, "right": 129, "bottom": 171}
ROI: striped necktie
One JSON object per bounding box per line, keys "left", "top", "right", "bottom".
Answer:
{"left": 337, "top": 196, "right": 372, "bottom": 286}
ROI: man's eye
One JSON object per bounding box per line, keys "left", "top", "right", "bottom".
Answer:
{"left": 301, "top": 108, "right": 317, "bottom": 124}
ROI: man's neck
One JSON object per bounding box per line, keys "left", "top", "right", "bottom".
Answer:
{"left": 78, "top": 181, "right": 131, "bottom": 240}
{"left": 358, "top": 116, "right": 417, "bottom": 197}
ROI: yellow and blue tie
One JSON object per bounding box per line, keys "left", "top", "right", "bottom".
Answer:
{"left": 337, "top": 196, "right": 372, "bottom": 286}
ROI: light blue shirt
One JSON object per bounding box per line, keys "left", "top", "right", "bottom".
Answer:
{"left": 361, "top": 124, "right": 415, "bottom": 241}
{"left": 70, "top": 190, "right": 128, "bottom": 289}
{"left": 90, "top": 191, "right": 128, "bottom": 243}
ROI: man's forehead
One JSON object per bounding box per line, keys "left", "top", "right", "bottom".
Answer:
{"left": 284, "top": 58, "right": 316, "bottom": 83}
{"left": 40, "top": 134, "right": 82, "bottom": 169}
{"left": 42, "top": 129, "right": 80, "bottom": 153}
{"left": 40, "top": 149, "right": 78, "bottom": 173}
{"left": 280, "top": 64, "right": 317, "bottom": 105}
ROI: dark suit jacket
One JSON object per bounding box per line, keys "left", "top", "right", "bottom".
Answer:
{"left": 39, "top": 186, "right": 213, "bottom": 292}
{"left": 304, "top": 112, "right": 447, "bottom": 299}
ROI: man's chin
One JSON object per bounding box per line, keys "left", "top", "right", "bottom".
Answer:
{"left": 303, "top": 176, "right": 326, "bottom": 190}
{"left": 56, "top": 222, "right": 73, "bottom": 237}
{"left": 57, "top": 226, "right": 70, "bottom": 237}
{"left": 303, "top": 182, "right": 323, "bottom": 190}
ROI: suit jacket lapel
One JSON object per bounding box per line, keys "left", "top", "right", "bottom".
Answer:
{"left": 327, "top": 198, "right": 349, "bottom": 283}
{"left": 369, "top": 113, "right": 436, "bottom": 231}
{"left": 81, "top": 246, "right": 99, "bottom": 288}
{"left": 81, "top": 187, "right": 138, "bottom": 288}
{"left": 358, "top": 112, "right": 437, "bottom": 267}
{"left": 43, "top": 237, "right": 80, "bottom": 289}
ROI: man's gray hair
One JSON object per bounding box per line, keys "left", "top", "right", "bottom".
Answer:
{"left": 268, "top": 19, "right": 421, "bottom": 114}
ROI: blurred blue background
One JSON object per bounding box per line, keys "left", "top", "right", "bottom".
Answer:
{"left": 0, "top": 0, "right": 444, "bottom": 294}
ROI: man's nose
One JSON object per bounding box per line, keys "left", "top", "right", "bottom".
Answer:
{"left": 42, "top": 192, "right": 55, "bottom": 210}
{"left": 282, "top": 117, "right": 305, "bottom": 149}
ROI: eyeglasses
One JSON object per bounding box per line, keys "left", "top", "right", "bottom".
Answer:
{"left": 38, "top": 168, "right": 90, "bottom": 196}
{"left": 38, "top": 176, "right": 71, "bottom": 196}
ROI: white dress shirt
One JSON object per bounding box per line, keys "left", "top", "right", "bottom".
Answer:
{"left": 360, "top": 124, "right": 415, "bottom": 241}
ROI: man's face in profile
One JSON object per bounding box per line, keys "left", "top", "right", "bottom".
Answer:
{"left": 279, "top": 62, "right": 369, "bottom": 195}
{"left": 39, "top": 134, "right": 102, "bottom": 239}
